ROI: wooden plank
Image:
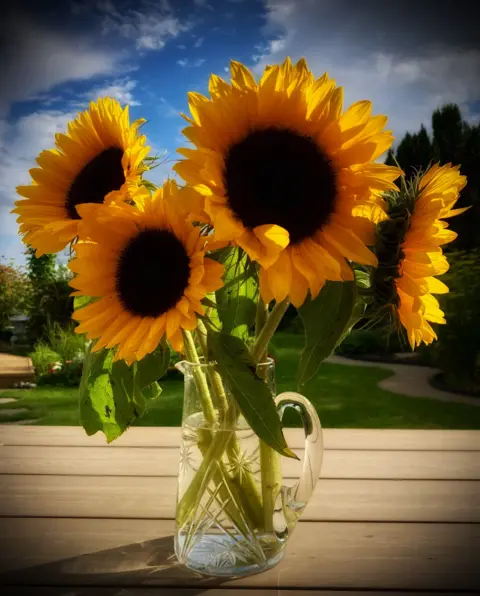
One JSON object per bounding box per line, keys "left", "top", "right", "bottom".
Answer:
{"left": 0, "top": 518, "right": 478, "bottom": 590}
{"left": 3, "top": 590, "right": 466, "bottom": 596}
{"left": 0, "top": 475, "right": 478, "bottom": 522}
{"left": 1, "top": 445, "right": 479, "bottom": 480}
{"left": 2, "top": 425, "right": 480, "bottom": 450}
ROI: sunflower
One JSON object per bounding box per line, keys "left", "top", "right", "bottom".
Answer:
{"left": 373, "top": 163, "right": 468, "bottom": 349}
{"left": 174, "top": 58, "right": 401, "bottom": 307}
{"left": 13, "top": 98, "right": 150, "bottom": 256}
{"left": 69, "top": 180, "right": 224, "bottom": 363}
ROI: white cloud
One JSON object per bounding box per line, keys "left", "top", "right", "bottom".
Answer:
{"left": 81, "top": 77, "right": 141, "bottom": 106}
{"left": 98, "top": 0, "right": 190, "bottom": 51}
{"left": 194, "top": 36, "right": 205, "bottom": 49}
{"left": 177, "top": 44, "right": 186, "bottom": 50}
{"left": 194, "top": 0, "right": 213, "bottom": 9}
{"left": 0, "top": 110, "right": 78, "bottom": 263}
{"left": 177, "top": 58, "right": 206, "bottom": 68}
{"left": 254, "top": 0, "right": 480, "bottom": 140}
{"left": 0, "top": 14, "right": 124, "bottom": 118}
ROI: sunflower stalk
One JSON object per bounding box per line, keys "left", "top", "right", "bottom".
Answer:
{"left": 195, "top": 318, "right": 264, "bottom": 529}
{"left": 253, "top": 298, "right": 288, "bottom": 533}
{"left": 251, "top": 298, "right": 290, "bottom": 362}
{"left": 177, "top": 330, "right": 261, "bottom": 533}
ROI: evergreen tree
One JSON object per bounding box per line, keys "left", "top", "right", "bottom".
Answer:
{"left": 432, "top": 104, "right": 464, "bottom": 164}
{"left": 413, "top": 125, "right": 433, "bottom": 172}
{"left": 384, "top": 148, "right": 396, "bottom": 166}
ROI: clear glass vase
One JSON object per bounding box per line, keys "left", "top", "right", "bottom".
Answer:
{"left": 174, "top": 358, "right": 323, "bottom": 577}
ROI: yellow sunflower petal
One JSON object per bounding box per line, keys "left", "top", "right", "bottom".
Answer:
{"left": 68, "top": 181, "right": 223, "bottom": 364}
{"left": 14, "top": 97, "right": 149, "bottom": 255}
{"left": 175, "top": 58, "right": 396, "bottom": 302}
{"left": 264, "top": 249, "right": 292, "bottom": 303}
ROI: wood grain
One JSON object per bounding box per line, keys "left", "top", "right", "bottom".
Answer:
{"left": 0, "top": 518, "right": 478, "bottom": 590}
{"left": 2, "top": 425, "right": 480, "bottom": 450}
{"left": 1, "top": 590, "right": 469, "bottom": 596}
{"left": 0, "top": 474, "right": 478, "bottom": 522}
{"left": 1, "top": 445, "right": 479, "bottom": 480}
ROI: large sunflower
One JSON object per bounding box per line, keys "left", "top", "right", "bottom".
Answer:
{"left": 373, "top": 163, "right": 467, "bottom": 349}
{"left": 175, "top": 58, "right": 401, "bottom": 307}
{"left": 14, "top": 98, "right": 150, "bottom": 256}
{"left": 69, "top": 180, "right": 224, "bottom": 363}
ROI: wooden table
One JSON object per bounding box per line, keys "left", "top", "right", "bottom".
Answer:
{"left": 0, "top": 425, "right": 479, "bottom": 595}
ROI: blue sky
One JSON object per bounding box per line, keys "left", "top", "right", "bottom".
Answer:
{"left": 1, "top": 0, "right": 479, "bottom": 264}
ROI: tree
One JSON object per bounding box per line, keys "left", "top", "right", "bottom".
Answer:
{"left": 26, "top": 248, "right": 56, "bottom": 287}
{"left": 385, "top": 148, "right": 396, "bottom": 167}
{"left": 26, "top": 248, "right": 74, "bottom": 341}
{"left": 0, "top": 262, "right": 32, "bottom": 332}
{"left": 395, "top": 126, "right": 433, "bottom": 179}
{"left": 432, "top": 103, "right": 464, "bottom": 164}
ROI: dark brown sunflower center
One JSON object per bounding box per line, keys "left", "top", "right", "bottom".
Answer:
{"left": 116, "top": 229, "right": 191, "bottom": 318}
{"left": 224, "top": 128, "right": 337, "bottom": 244}
{"left": 66, "top": 147, "right": 126, "bottom": 219}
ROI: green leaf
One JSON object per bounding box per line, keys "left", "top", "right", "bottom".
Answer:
{"left": 78, "top": 346, "right": 146, "bottom": 443}
{"left": 297, "top": 281, "right": 357, "bottom": 388}
{"left": 215, "top": 248, "right": 258, "bottom": 340}
{"left": 140, "top": 382, "right": 162, "bottom": 400}
{"left": 134, "top": 341, "right": 170, "bottom": 390}
{"left": 73, "top": 295, "right": 96, "bottom": 311}
{"left": 208, "top": 331, "right": 297, "bottom": 460}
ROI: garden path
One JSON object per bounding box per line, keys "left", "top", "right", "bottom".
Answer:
{"left": 328, "top": 355, "right": 480, "bottom": 406}
{"left": 0, "top": 354, "right": 36, "bottom": 420}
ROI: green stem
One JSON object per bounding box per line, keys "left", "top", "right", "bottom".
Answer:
{"left": 252, "top": 299, "right": 290, "bottom": 533}
{"left": 251, "top": 298, "right": 290, "bottom": 363}
{"left": 182, "top": 330, "right": 215, "bottom": 425}
{"left": 259, "top": 441, "right": 282, "bottom": 532}
{"left": 178, "top": 329, "right": 260, "bottom": 533}
{"left": 255, "top": 297, "right": 269, "bottom": 360}
{"left": 195, "top": 318, "right": 264, "bottom": 528}
{"left": 196, "top": 319, "right": 229, "bottom": 417}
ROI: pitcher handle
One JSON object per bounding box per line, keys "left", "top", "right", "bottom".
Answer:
{"left": 275, "top": 391, "right": 323, "bottom": 515}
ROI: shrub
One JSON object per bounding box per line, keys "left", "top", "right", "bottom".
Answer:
{"left": 29, "top": 342, "right": 62, "bottom": 375}
{"left": 29, "top": 322, "right": 87, "bottom": 386}
{"left": 281, "top": 314, "right": 304, "bottom": 334}
{"left": 428, "top": 250, "right": 480, "bottom": 386}
{"left": 336, "top": 328, "right": 402, "bottom": 357}
{"left": 36, "top": 360, "right": 84, "bottom": 387}
{"left": 45, "top": 322, "right": 87, "bottom": 362}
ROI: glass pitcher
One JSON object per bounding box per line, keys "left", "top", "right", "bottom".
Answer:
{"left": 174, "top": 358, "right": 323, "bottom": 577}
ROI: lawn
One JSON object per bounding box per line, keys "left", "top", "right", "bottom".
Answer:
{"left": 1, "top": 332, "right": 479, "bottom": 429}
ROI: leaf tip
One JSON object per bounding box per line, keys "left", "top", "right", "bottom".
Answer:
{"left": 283, "top": 447, "right": 300, "bottom": 460}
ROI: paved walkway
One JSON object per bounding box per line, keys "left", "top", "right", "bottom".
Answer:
{"left": 0, "top": 354, "right": 36, "bottom": 421}
{"left": 0, "top": 353, "right": 35, "bottom": 385}
{"left": 328, "top": 355, "right": 480, "bottom": 407}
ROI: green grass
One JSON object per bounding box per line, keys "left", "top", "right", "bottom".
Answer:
{"left": 1, "top": 332, "right": 479, "bottom": 429}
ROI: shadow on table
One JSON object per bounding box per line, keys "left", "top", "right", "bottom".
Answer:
{"left": 0, "top": 534, "right": 229, "bottom": 595}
